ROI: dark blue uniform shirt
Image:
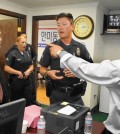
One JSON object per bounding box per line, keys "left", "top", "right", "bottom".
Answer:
{"left": 39, "top": 39, "right": 93, "bottom": 86}
{"left": 6, "top": 48, "right": 33, "bottom": 73}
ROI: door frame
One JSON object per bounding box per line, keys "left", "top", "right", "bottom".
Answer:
{"left": 32, "top": 15, "right": 57, "bottom": 53}
{"left": 0, "top": 8, "right": 26, "bottom": 33}
{"left": 32, "top": 15, "right": 57, "bottom": 88}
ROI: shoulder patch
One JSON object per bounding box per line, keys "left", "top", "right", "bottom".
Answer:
{"left": 76, "top": 47, "right": 81, "bottom": 57}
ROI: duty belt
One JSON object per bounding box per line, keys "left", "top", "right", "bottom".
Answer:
{"left": 56, "top": 83, "right": 81, "bottom": 93}
{"left": 61, "top": 86, "right": 73, "bottom": 93}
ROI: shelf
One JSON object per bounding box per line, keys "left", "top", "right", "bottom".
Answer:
{"left": 101, "top": 14, "right": 120, "bottom": 35}
{"left": 101, "top": 32, "right": 120, "bottom": 35}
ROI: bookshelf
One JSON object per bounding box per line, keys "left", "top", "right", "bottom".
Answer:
{"left": 101, "top": 14, "right": 120, "bottom": 34}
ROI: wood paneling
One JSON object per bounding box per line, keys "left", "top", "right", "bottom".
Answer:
{"left": 0, "top": 19, "right": 17, "bottom": 74}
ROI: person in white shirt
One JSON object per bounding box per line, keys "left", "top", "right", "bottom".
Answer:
{"left": 48, "top": 43, "right": 120, "bottom": 134}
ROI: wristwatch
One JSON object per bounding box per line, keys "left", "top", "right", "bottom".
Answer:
{"left": 56, "top": 50, "right": 62, "bottom": 57}
{"left": 73, "top": 15, "right": 94, "bottom": 39}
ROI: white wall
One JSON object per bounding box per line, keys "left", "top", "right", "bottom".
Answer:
{"left": 99, "top": 9, "right": 120, "bottom": 61}
{"left": 0, "top": 15, "right": 16, "bottom": 20}
{"left": 89, "top": 2, "right": 109, "bottom": 108}
{"left": 0, "top": 0, "right": 29, "bottom": 15}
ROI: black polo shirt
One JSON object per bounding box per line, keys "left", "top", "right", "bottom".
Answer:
{"left": 5, "top": 44, "right": 37, "bottom": 61}
{"left": 6, "top": 49, "right": 33, "bottom": 73}
{"left": 39, "top": 39, "right": 93, "bottom": 86}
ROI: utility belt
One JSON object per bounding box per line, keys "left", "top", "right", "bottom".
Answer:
{"left": 45, "top": 76, "right": 87, "bottom": 97}
{"left": 56, "top": 83, "right": 80, "bottom": 92}
{"left": 8, "top": 73, "right": 32, "bottom": 83}
{"left": 55, "top": 82, "right": 84, "bottom": 97}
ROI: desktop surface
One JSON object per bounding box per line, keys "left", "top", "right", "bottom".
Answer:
{"left": 26, "top": 121, "right": 105, "bottom": 134}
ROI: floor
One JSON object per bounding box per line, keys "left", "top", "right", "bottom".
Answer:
{"left": 36, "top": 81, "right": 50, "bottom": 106}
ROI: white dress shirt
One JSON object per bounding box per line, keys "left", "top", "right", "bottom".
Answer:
{"left": 59, "top": 51, "right": 120, "bottom": 134}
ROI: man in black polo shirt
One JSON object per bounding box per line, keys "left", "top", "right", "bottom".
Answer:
{"left": 39, "top": 13, "right": 93, "bottom": 105}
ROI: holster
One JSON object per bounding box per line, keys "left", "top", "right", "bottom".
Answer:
{"left": 72, "top": 81, "right": 87, "bottom": 96}
{"left": 45, "top": 76, "right": 55, "bottom": 97}
{"left": 8, "top": 75, "right": 16, "bottom": 83}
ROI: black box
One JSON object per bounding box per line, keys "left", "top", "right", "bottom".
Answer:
{"left": 41, "top": 102, "right": 89, "bottom": 134}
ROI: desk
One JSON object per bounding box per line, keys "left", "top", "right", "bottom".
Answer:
{"left": 26, "top": 121, "right": 105, "bottom": 134}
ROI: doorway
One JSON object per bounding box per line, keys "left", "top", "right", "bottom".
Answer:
{"left": 32, "top": 15, "right": 57, "bottom": 105}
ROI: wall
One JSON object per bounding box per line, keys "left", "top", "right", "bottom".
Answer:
{"left": 0, "top": 15, "right": 16, "bottom": 20}
{"left": 90, "top": 2, "right": 109, "bottom": 108}
{"left": 103, "top": 10, "right": 120, "bottom": 60}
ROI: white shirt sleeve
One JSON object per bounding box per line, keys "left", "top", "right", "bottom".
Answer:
{"left": 60, "top": 52, "right": 120, "bottom": 86}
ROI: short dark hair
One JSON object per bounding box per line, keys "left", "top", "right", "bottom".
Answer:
{"left": 56, "top": 13, "right": 74, "bottom": 24}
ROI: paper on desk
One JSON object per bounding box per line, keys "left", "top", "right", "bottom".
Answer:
{"left": 57, "top": 105, "right": 76, "bottom": 115}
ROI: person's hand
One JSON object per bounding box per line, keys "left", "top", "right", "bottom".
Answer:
{"left": 24, "top": 70, "right": 31, "bottom": 79}
{"left": 48, "top": 43, "right": 63, "bottom": 58}
{"left": 17, "top": 71, "right": 24, "bottom": 79}
{"left": 47, "top": 70, "right": 64, "bottom": 80}
{"left": 63, "top": 68, "right": 76, "bottom": 78}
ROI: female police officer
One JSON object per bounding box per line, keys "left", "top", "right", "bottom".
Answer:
{"left": 4, "top": 36, "right": 34, "bottom": 106}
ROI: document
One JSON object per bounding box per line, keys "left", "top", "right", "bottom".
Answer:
{"left": 57, "top": 105, "right": 76, "bottom": 115}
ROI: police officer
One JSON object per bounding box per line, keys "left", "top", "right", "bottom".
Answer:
{"left": 39, "top": 13, "right": 93, "bottom": 105}
{"left": 4, "top": 36, "right": 34, "bottom": 106}
{"left": 5, "top": 32, "right": 37, "bottom": 60}
{"left": 5, "top": 32, "right": 37, "bottom": 104}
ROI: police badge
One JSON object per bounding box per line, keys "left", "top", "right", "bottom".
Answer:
{"left": 76, "top": 47, "right": 80, "bottom": 57}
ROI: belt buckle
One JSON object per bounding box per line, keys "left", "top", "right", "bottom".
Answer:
{"left": 61, "top": 86, "right": 72, "bottom": 92}
{"left": 65, "top": 87, "right": 68, "bottom": 92}
{"left": 65, "top": 86, "right": 71, "bottom": 92}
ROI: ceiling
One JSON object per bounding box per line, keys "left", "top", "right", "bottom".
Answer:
{"left": 6, "top": 0, "right": 120, "bottom": 10}
{"left": 6, "top": 0, "right": 98, "bottom": 8}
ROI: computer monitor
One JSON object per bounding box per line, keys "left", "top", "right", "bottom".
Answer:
{"left": 0, "top": 98, "right": 26, "bottom": 134}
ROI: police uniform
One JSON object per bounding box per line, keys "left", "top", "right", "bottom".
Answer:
{"left": 39, "top": 39, "right": 93, "bottom": 104}
{"left": 5, "top": 43, "right": 37, "bottom": 60}
{"left": 5, "top": 43, "right": 37, "bottom": 103}
{"left": 6, "top": 48, "right": 33, "bottom": 106}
